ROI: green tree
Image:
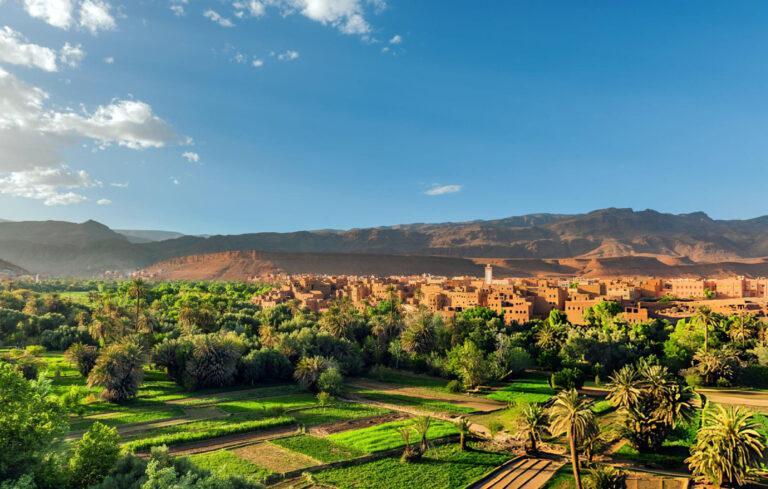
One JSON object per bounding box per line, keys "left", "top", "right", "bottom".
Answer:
{"left": 400, "top": 309, "right": 437, "bottom": 355}
{"left": 69, "top": 422, "right": 120, "bottom": 488}
{"left": 0, "top": 362, "right": 67, "bottom": 480}
{"left": 447, "top": 340, "right": 488, "bottom": 388}
{"left": 549, "top": 389, "right": 597, "bottom": 489}
{"left": 87, "top": 337, "right": 145, "bottom": 402}
{"left": 513, "top": 402, "right": 548, "bottom": 453}
{"left": 293, "top": 356, "right": 332, "bottom": 391}
{"left": 687, "top": 405, "right": 765, "bottom": 487}
{"left": 606, "top": 365, "right": 641, "bottom": 409}
{"left": 65, "top": 343, "right": 99, "bottom": 377}
{"left": 317, "top": 366, "right": 343, "bottom": 395}
{"left": 694, "top": 306, "right": 718, "bottom": 353}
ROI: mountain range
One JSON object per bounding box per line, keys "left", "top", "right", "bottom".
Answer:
{"left": 4, "top": 208, "right": 768, "bottom": 278}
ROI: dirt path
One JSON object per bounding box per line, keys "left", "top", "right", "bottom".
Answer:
{"left": 347, "top": 379, "right": 506, "bottom": 412}
{"left": 467, "top": 457, "right": 563, "bottom": 489}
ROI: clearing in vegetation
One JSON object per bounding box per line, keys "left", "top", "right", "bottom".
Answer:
{"left": 351, "top": 389, "right": 477, "bottom": 416}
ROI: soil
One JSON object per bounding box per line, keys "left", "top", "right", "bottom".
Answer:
{"left": 308, "top": 412, "right": 410, "bottom": 436}
{"left": 348, "top": 379, "right": 506, "bottom": 412}
{"left": 232, "top": 442, "right": 318, "bottom": 472}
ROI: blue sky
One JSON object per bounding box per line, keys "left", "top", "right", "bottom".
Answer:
{"left": 2, "top": 1, "right": 768, "bottom": 234}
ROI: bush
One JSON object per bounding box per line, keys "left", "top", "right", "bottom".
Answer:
{"left": 14, "top": 354, "right": 42, "bottom": 380}
{"left": 487, "top": 421, "right": 504, "bottom": 439}
{"left": 87, "top": 338, "right": 145, "bottom": 403}
{"left": 317, "top": 367, "right": 343, "bottom": 395}
{"left": 70, "top": 422, "right": 120, "bottom": 487}
{"left": 738, "top": 364, "right": 768, "bottom": 388}
{"left": 24, "top": 345, "right": 46, "bottom": 356}
{"left": 550, "top": 368, "right": 584, "bottom": 391}
{"left": 446, "top": 379, "right": 464, "bottom": 393}
{"left": 685, "top": 373, "right": 703, "bottom": 389}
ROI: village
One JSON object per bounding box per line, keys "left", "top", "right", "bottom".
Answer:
{"left": 254, "top": 266, "right": 768, "bottom": 324}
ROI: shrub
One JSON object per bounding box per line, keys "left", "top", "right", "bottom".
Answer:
{"left": 550, "top": 367, "right": 584, "bottom": 391}
{"left": 738, "top": 364, "right": 768, "bottom": 388}
{"left": 184, "top": 335, "right": 242, "bottom": 389}
{"left": 69, "top": 422, "right": 120, "bottom": 488}
{"left": 487, "top": 421, "right": 504, "bottom": 439}
{"left": 446, "top": 379, "right": 464, "bottom": 393}
{"left": 14, "top": 354, "right": 42, "bottom": 380}
{"left": 584, "top": 466, "right": 626, "bottom": 489}
{"left": 317, "top": 367, "right": 343, "bottom": 395}
{"left": 65, "top": 343, "right": 99, "bottom": 377}
{"left": 685, "top": 373, "right": 703, "bottom": 389}
{"left": 24, "top": 345, "right": 46, "bottom": 356}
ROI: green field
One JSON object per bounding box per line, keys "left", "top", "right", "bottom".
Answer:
{"left": 486, "top": 373, "right": 555, "bottom": 404}
{"left": 313, "top": 443, "right": 509, "bottom": 489}
{"left": 185, "top": 449, "right": 273, "bottom": 481}
{"left": 217, "top": 393, "right": 318, "bottom": 413}
{"left": 292, "top": 403, "right": 391, "bottom": 426}
{"left": 327, "top": 419, "right": 458, "bottom": 453}
{"left": 271, "top": 434, "right": 364, "bottom": 462}
{"left": 364, "top": 369, "right": 451, "bottom": 392}
{"left": 353, "top": 390, "right": 476, "bottom": 415}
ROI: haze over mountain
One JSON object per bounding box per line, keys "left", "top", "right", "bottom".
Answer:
{"left": 4, "top": 208, "right": 768, "bottom": 277}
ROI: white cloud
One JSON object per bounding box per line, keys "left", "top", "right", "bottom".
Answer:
{"left": 389, "top": 34, "right": 401, "bottom": 44}
{"left": 380, "top": 46, "right": 389, "bottom": 53}
{"left": 0, "top": 166, "right": 98, "bottom": 205}
{"left": 277, "top": 50, "right": 299, "bottom": 61}
{"left": 23, "top": 0, "right": 75, "bottom": 29}
{"left": 424, "top": 184, "right": 461, "bottom": 196}
{"left": 171, "top": 177, "right": 179, "bottom": 185}
{"left": 96, "top": 198, "right": 111, "bottom": 205}
{"left": 233, "top": 0, "right": 265, "bottom": 18}
{"left": 252, "top": 58, "right": 263, "bottom": 67}
{"left": 110, "top": 181, "right": 128, "bottom": 187}
{"left": 79, "top": 0, "right": 116, "bottom": 34}
{"left": 0, "top": 68, "right": 179, "bottom": 172}
{"left": 182, "top": 151, "right": 199, "bottom": 163}
{"left": 0, "top": 26, "right": 58, "bottom": 72}
{"left": 228, "top": 0, "right": 383, "bottom": 36}
{"left": 169, "top": 0, "right": 187, "bottom": 15}
{"left": 103, "top": 56, "right": 114, "bottom": 64}
{"left": 204, "top": 9, "right": 234, "bottom": 27}
{"left": 59, "top": 42, "right": 86, "bottom": 68}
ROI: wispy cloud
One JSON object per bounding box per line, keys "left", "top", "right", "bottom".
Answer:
{"left": 277, "top": 50, "right": 299, "bottom": 61}
{"left": 204, "top": 9, "right": 234, "bottom": 27}
{"left": 425, "top": 184, "right": 461, "bottom": 196}
{"left": 96, "top": 198, "right": 111, "bottom": 205}
{"left": 182, "top": 151, "right": 199, "bottom": 163}
{"left": 110, "top": 181, "right": 128, "bottom": 187}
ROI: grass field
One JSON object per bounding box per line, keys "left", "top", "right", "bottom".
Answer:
{"left": 486, "top": 373, "right": 554, "bottom": 404}
{"left": 292, "top": 403, "right": 391, "bottom": 426}
{"left": 185, "top": 449, "right": 273, "bottom": 481}
{"left": 124, "top": 415, "right": 294, "bottom": 451}
{"left": 312, "top": 443, "right": 509, "bottom": 489}
{"left": 217, "top": 393, "right": 318, "bottom": 413}
{"left": 271, "top": 434, "right": 364, "bottom": 462}
{"left": 327, "top": 419, "right": 457, "bottom": 453}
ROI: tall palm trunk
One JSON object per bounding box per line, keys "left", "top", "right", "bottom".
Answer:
{"left": 569, "top": 426, "right": 583, "bottom": 489}
{"left": 529, "top": 431, "right": 537, "bottom": 453}
{"left": 704, "top": 324, "right": 709, "bottom": 353}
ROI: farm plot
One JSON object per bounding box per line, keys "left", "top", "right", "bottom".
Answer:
{"left": 485, "top": 373, "right": 555, "bottom": 404}
{"left": 185, "top": 449, "right": 273, "bottom": 482}
{"left": 327, "top": 418, "right": 458, "bottom": 453}
{"left": 347, "top": 378, "right": 505, "bottom": 412}
{"left": 312, "top": 443, "right": 510, "bottom": 489}
{"left": 271, "top": 434, "right": 365, "bottom": 463}
{"left": 232, "top": 440, "right": 319, "bottom": 471}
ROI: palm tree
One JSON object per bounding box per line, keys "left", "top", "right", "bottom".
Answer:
{"left": 513, "top": 402, "right": 548, "bottom": 453}
{"left": 401, "top": 309, "right": 436, "bottom": 354}
{"left": 694, "top": 306, "right": 717, "bottom": 352}
{"left": 729, "top": 313, "right": 756, "bottom": 349}
{"left": 319, "top": 297, "right": 355, "bottom": 339}
{"left": 293, "top": 356, "right": 330, "bottom": 390}
{"left": 584, "top": 466, "right": 626, "bottom": 489}
{"left": 606, "top": 365, "right": 641, "bottom": 409}
{"left": 413, "top": 416, "right": 432, "bottom": 454}
{"left": 686, "top": 405, "right": 765, "bottom": 487}
{"left": 87, "top": 337, "right": 145, "bottom": 402}
{"left": 549, "top": 389, "right": 597, "bottom": 489}
{"left": 456, "top": 417, "right": 471, "bottom": 451}
{"left": 128, "top": 278, "right": 147, "bottom": 330}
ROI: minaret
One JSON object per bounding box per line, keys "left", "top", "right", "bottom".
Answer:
{"left": 484, "top": 264, "right": 493, "bottom": 286}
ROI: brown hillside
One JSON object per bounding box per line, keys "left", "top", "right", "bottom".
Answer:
{"left": 0, "top": 259, "right": 29, "bottom": 278}
{"left": 139, "top": 251, "right": 768, "bottom": 280}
